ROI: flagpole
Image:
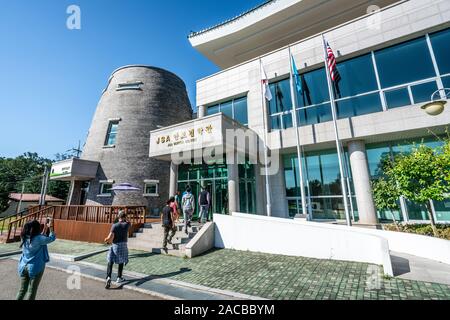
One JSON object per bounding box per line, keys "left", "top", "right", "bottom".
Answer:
{"left": 321, "top": 34, "right": 352, "bottom": 226}
{"left": 288, "top": 47, "right": 308, "bottom": 219}
{"left": 259, "top": 58, "right": 272, "bottom": 217}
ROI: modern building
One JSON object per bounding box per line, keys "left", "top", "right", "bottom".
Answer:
{"left": 51, "top": 66, "right": 192, "bottom": 212}
{"left": 150, "top": 0, "right": 450, "bottom": 224}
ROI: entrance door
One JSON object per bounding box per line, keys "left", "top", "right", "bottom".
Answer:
{"left": 79, "top": 181, "right": 90, "bottom": 205}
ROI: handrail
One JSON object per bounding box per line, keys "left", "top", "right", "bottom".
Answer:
{"left": 0, "top": 205, "right": 44, "bottom": 236}
{"left": 4, "top": 205, "right": 147, "bottom": 243}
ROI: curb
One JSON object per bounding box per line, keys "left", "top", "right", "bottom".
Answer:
{"left": 0, "top": 250, "right": 21, "bottom": 258}
{"left": 75, "top": 260, "right": 266, "bottom": 300}
{"left": 44, "top": 263, "right": 178, "bottom": 301}
{"left": 49, "top": 248, "right": 109, "bottom": 262}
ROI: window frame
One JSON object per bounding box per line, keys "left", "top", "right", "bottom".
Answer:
{"left": 143, "top": 180, "right": 159, "bottom": 197}
{"left": 98, "top": 180, "right": 114, "bottom": 197}
{"left": 104, "top": 120, "right": 120, "bottom": 147}
{"left": 206, "top": 95, "right": 249, "bottom": 126}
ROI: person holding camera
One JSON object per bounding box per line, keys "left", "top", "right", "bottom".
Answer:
{"left": 16, "top": 217, "right": 56, "bottom": 300}
{"left": 104, "top": 210, "right": 129, "bottom": 289}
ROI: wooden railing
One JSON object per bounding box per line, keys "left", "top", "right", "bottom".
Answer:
{"left": 4, "top": 205, "right": 146, "bottom": 243}
{"left": 0, "top": 205, "right": 45, "bottom": 236}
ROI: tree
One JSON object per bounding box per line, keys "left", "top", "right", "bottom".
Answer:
{"left": 372, "top": 154, "right": 401, "bottom": 229}
{"left": 373, "top": 141, "right": 450, "bottom": 237}
{"left": 0, "top": 152, "right": 71, "bottom": 213}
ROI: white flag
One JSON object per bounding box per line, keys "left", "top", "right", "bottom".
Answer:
{"left": 260, "top": 63, "right": 272, "bottom": 101}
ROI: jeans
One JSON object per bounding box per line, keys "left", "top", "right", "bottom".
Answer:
{"left": 16, "top": 266, "right": 44, "bottom": 300}
{"left": 183, "top": 209, "right": 194, "bottom": 232}
{"left": 107, "top": 262, "right": 124, "bottom": 279}
{"left": 199, "top": 205, "right": 209, "bottom": 223}
{"left": 162, "top": 225, "right": 176, "bottom": 248}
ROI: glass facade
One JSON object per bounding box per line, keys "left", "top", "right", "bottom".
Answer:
{"left": 268, "top": 28, "right": 450, "bottom": 131}
{"left": 207, "top": 96, "right": 248, "bottom": 125}
{"left": 366, "top": 138, "right": 448, "bottom": 222}
{"left": 283, "top": 150, "right": 354, "bottom": 220}
{"left": 178, "top": 161, "right": 256, "bottom": 218}
{"left": 283, "top": 137, "right": 450, "bottom": 222}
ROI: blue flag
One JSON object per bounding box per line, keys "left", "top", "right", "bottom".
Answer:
{"left": 291, "top": 55, "right": 302, "bottom": 95}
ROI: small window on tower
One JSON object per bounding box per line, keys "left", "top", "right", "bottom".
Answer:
{"left": 104, "top": 121, "right": 119, "bottom": 146}
{"left": 143, "top": 180, "right": 159, "bottom": 197}
{"left": 116, "top": 81, "right": 143, "bottom": 91}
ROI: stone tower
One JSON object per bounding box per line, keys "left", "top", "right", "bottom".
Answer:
{"left": 81, "top": 65, "right": 192, "bottom": 211}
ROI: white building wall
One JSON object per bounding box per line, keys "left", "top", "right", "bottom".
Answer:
{"left": 195, "top": 0, "right": 450, "bottom": 220}
{"left": 196, "top": 0, "right": 450, "bottom": 146}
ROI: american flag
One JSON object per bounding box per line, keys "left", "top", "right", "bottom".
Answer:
{"left": 326, "top": 42, "right": 341, "bottom": 83}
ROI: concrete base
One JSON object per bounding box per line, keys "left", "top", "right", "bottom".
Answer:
{"left": 352, "top": 223, "right": 383, "bottom": 230}
{"left": 185, "top": 222, "right": 215, "bottom": 258}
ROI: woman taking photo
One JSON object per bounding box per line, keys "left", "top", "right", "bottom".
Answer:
{"left": 16, "top": 218, "right": 56, "bottom": 300}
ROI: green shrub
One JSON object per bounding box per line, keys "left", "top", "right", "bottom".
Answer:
{"left": 383, "top": 223, "right": 450, "bottom": 240}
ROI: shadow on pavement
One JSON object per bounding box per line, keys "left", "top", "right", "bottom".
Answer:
{"left": 390, "top": 254, "right": 411, "bottom": 276}
{"left": 108, "top": 267, "right": 192, "bottom": 290}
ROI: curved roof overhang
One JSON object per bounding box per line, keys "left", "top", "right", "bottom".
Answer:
{"left": 189, "top": 0, "right": 398, "bottom": 69}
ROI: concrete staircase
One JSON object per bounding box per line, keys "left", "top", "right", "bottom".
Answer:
{"left": 128, "top": 222, "right": 202, "bottom": 257}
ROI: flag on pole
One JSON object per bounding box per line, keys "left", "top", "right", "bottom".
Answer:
{"left": 290, "top": 55, "right": 303, "bottom": 95}
{"left": 260, "top": 64, "right": 273, "bottom": 101}
{"left": 326, "top": 42, "right": 341, "bottom": 83}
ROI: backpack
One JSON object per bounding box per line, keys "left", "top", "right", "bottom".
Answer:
{"left": 183, "top": 193, "right": 194, "bottom": 211}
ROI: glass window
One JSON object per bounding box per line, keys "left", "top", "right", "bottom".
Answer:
{"left": 270, "top": 115, "right": 282, "bottom": 130}
{"left": 385, "top": 88, "right": 411, "bottom": 109}
{"left": 430, "top": 28, "right": 450, "bottom": 75}
{"left": 288, "top": 200, "right": 299, "bottom": 217}
{"left": 207, "top": 97, "right": 248, "bottom": 125}
{"left": 116, "top": 81, "right": 143, "bottom": 91}
{"left": 366, "top": 144, "right": 392, "bottom": 178}
{"left": 99, "top": 183, "right": 112, "bottom": 195}
{"left": 442, "top": 75, "right": 450, "bottom": 89}
{"left": 268, "top": 79, "right": 292, "bottom": 114}
{"left": 305, "top": 150, "right": 342, "bottom": 196}
{"left": 336, "top": 93, "right": 382, "bottom": 118}
{"left": 104, "top": 121, "right": 119, "bottom": 146}
{"left": 311, "top": 197, "right": 346, "bottom": 220}
{"left": 233, "top": 97, "right": 248, "bottom": 125}
{"left": 144, "top": 182, "right": 159, "bottom": 196}
{"left": 208, "top": 104, "right": 220, "bottom": 115}
{"left": 282, "top": 113, "right": 293, "bottom": 129}
{"left": 220, "top": 100, "right": 233, "bottom": 119}
{"left": 375, "top": 37, "right": 435, "bottom": 88}
{"left": 336, "top": 54, "right": 378, "bottom": 98}
{"left": 411, "top": 81, "right": 438, "bottom": 104}
{"left": 433, "top": 200, "right": 450, "bottom": 222}
{"left": 299, "top": 68, "right": 329, "bottom": 106}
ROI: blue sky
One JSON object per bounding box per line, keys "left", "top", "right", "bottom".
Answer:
{"left": 0, "top": 0, "right": 263, "bottom": 159}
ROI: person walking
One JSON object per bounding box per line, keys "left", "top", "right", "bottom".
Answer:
{"left": 198, "top": 184, "right": 211, "bottom": 224}
{"left": 16, "top": 218, "right": 56, "bottom": 300}
{"left": 162, "top": 199, "right": 177, "bottom": 254}
{"left": 181, "top": 186, "right": 195, "bottom": 234}
{"left": 104, "top": 210, "right": 129, "bottom": 289}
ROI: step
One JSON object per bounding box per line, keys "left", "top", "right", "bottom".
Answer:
{"left": 128, "top": 239, "right": 189, "bottom": 248}
{"left": 128, "top": 243, "right": 187, "bottom": 257}
{"left": 136, "top": 225, "right": 202, "bottom": 234}
{"left": 132, "top": 233, "right": 193, "bottom": 244}
{"left": 132, "top": 231, "right": 197, "bottom": 241}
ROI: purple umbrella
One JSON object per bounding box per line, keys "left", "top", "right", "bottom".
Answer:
{"left": 111, "top": 183, "right": 141, "bottom": 191}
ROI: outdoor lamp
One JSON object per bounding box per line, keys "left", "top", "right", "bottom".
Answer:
{"left": 421, "top": 88, "right": 449, "bottom": 116}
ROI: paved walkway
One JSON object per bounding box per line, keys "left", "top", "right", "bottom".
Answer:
{"left": 84, "top": 248, "right": 450, "bottom": 300}
{"left": 0, "top": 258, "right": 160, "bottom": 300}
{"left": 391, "top": 252, "right": 450, "bottom": 285}
{"left": 2, "top": 239, "right": 450, "bottom": 300}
